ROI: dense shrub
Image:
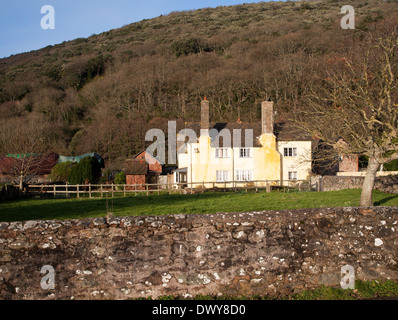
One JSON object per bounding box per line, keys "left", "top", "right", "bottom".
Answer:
{"left": 49, "top": 161, "right": 74, "bottom": 182}
{"left": 170, "top": 37, "right": 214, "bottom": 57}
{"left": 61, "top": 54, "right": 113, "bottom": 89}
{"left": 68, "top": 157, "right": 103, "bottom": 184}
{"left": 383, "top": 159, "right": 398, "bottom": 171}
{"left": 358, "top": 156, "right": 398, "bottom": 172}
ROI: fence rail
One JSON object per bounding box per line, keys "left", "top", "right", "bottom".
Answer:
{"left": 20, "top": 179, "right": 318, "bottom": 199}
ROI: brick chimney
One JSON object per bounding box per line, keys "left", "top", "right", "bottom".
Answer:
{"left": 261, "top": 101, "right": 274, "bottom": 134}
{"left": 201, "top": 98, "right": 209, "bottom": 131}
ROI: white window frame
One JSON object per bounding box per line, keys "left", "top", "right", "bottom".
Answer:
{"left": 215, "top": 148, "right": 229, "bottom": 158}
{"left": 239, "top": 148, "right": 251, "bottom": 158}
{"left": 288, "top": 171, "right": 298, "bottom": 181}
{"left": 216, "top": 170, "right": 229, "bottom": 182}
{"left": 236, "top": 169, "right": 253, "bottom": 182}
{"left": 284, "top": 147, "right": 297, "bottom": 157}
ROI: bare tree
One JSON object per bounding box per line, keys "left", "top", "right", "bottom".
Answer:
{"left": 290, "top": 22, "right": 398, "bottom": 206}
{"left": 0, "top": 115, "right": 51, "bottom": 189}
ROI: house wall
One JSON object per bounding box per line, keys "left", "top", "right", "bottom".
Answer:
{"left": 277, "top": 140, "right": 312, "bottom": 182}
{"left": 135, "top": 153, "right": 162, "bottom": 173}
{"left": 339, "top": 155, "right": 358, "bottom": 172}
{"left": 178, "top": 133, "right": 281, "bottom": 187}
{"left": 126, "top": 175, "right": 146, "bottom": 190}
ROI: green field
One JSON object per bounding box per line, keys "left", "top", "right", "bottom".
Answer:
{"left": 0, "top": 189, "right": 398, "bottom": 222}
{"left": 142, "top": 279, "right": 398, "bottom": 300}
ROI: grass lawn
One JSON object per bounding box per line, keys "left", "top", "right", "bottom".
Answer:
{"left": 0, "top": 189, "right": 397, "bottom": 222}
{"left": 150, "top": 279, "right": 398, "bottom": 300}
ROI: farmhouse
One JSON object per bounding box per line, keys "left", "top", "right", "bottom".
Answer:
{"left": 174, "top": 99, "right": 312, "bottom": 188}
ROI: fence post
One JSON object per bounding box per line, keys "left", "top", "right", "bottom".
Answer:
{"left": 111, "top": 184, "right": 114, "bottom": 198}
{"left": 146, "top": 184, "right": 149, "bottom": 196}
{"left": 157, "top": 183, "right": 160, "bottom": 196}
{"left": 53, "top": 184, "right": 56, "bottom": 198}
{"left": 77, "top": 184, "right": 80, "bottom": 198}
{"left": 124, "top": 184, "right": 126, "bottom": 197}
{"left": 101, "top": 184, "right": 103, "bottom": 198}
{"left": 89, "top": 184, "right": 92, "bottom": 198}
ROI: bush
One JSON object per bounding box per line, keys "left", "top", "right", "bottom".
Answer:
{"left": 358, "top": 156, "right": 398, "bottom": 172}
{"left": 114, "top": 171, "right": 126, "bottom": 190}
{"left": 49, "top": 161, "right": 74, "bottom": 183}
{"left": 68, "top": 157, "right": 102, "bottom": 184}
{"left": 170, "top": 37, "right": 214, "bottom": 57}
{"left": 99, "top": 168, "right": 112, "bottom": 184}
{"left": 383, "top": 159, "right": 398, "bottom": 171}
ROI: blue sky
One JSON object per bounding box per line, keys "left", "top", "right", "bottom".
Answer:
{"left": 0, "top": 0, "right": 274, "bottom": 59}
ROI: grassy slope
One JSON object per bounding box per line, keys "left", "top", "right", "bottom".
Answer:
{"left": 0, "top": 189, "right": 397, "bottom": 222}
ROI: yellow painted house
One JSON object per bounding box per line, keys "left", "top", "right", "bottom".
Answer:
{"left": 174, "top": 99, "right": 312, "bottom": 188}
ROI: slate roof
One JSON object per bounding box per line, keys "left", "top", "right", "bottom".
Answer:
{"left": 176, "top": 121, "right": 311, "bottom": 148}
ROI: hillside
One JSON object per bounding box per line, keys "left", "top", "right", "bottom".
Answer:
{"left": 0, "top": 0, "right": 397, "bottom": 169}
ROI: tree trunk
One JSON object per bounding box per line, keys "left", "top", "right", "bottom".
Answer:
{"left": 19, "top": 172, "right": 23, "bottom": 191}
{"left": 360, "top": 156, "right": 380, "bottom": 207}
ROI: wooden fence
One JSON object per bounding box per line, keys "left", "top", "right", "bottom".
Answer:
{"left": 24, "top": 179, "right": 318, "bottom": 199}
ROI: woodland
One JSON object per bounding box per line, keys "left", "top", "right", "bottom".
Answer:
{"left": 0, "top": 0, "right": 397, "bottom": 170}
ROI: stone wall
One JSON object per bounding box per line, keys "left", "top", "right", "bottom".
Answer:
{"left": 1, "top": 207, "right": 398, "bottom": 300}
{"left": 322, "top": 175, "right": 398, "bottom": 194}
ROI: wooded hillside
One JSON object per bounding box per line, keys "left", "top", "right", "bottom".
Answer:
{"left": 0, "top": 0, "right": 397, "bottom": 169}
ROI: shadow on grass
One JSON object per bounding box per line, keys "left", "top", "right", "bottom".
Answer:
{"left": 374, "top": 194, "right": 398, "bottom": 206}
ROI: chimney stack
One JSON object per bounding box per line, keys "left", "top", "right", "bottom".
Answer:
{"left": 261, "top": 101, "right": 274, "bottom": 134}
{"left": 201, "top": 98, "right": 209, "bottom": 130}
